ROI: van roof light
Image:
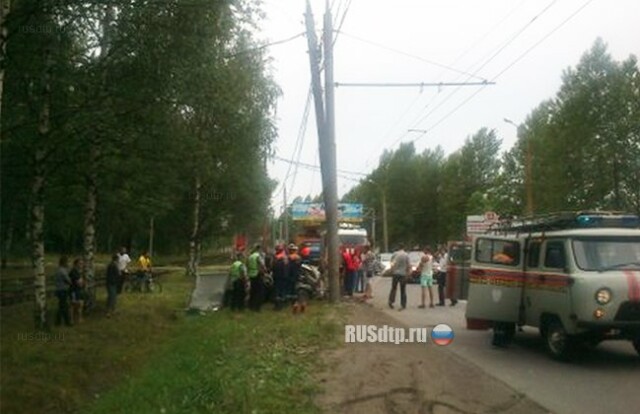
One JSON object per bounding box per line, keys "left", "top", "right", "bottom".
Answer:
{"left": 489, "top": 211, "right": 639, "bottom": 234}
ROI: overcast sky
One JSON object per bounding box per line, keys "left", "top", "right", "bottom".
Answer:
{"left": 257, "top": 0, "right": 640, "bottom": 213}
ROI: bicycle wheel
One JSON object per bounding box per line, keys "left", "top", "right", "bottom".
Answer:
{"left": 148, "top": 280, "right": 162, "bottom": 293}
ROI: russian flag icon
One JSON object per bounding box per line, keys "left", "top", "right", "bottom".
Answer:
{"left": 431, "top": 324, "right": 454, "bottom": 346}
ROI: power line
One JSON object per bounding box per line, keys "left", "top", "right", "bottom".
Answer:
{"left": 335, "top": 81, "right": 494, "bottom": 88}
{"left": 226, "top": 32, "right": 305, "bottom": 58}
{"left": 336, "top": 30, "right": 489, "bottom": 82}
{"left": 405, "top": 0, "right": 558, "bottom": 136}
{"left": 273, "top": 155, "right": 368, "bottom": 177}
{"left": 410, "top": 0, "right": 593, "bottom": 146}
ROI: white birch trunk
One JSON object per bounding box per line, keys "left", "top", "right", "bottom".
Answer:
{"left": 33, "top": 44, "right": 51, "bottom": 329}
{"left": 0, "top": 0, "right": 10, "bottom": 128}
{"left": 82, "top": 144, "right": 98, "bottom": 290}
{"left": 187, "top": 176, "right": 201, "bottom": 277}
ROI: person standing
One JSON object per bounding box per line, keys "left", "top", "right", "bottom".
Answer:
{"left": 362, "top": 245, "right": 376, "bottom": 300}
{"left": 388, "top": 243, "right": 410, "bottom": 310}
{"left": 351, "top": 248, "right": 364, "bottom": 293}
{"left": 137, "top": 250, "right": 152, "bottom": 289}
{"left": 227, "top": 253, "right": 248, "bottom": 311}
{"left": 436, "top": 247, "right": 449, "bottom": 306}
{"left": 106, "top": 254, "right": 120, "bottom": 317}
{"left": 54, "top": 256, "right": 72, "bottom": 326}
{"left": 342, "top": 245, "right": 357, "bottom": 297}
{"left": 247, "top": 244, "right": 266, "bottom": 311}
{"left": 287, "top": 244, "right": 302, "bottom": 303}
{"left": 69, "top": 258, "right": 86, "bottom": 324}
{"left": 417, "top": 247, "right": 435, "bottom": 309}
{"left": 272, "top": 245, "right": 289, "bottom": 310}
{"left": 117, "top": 247, "right": 132, "bottom": 294}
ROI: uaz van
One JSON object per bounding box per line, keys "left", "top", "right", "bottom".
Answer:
{"left": 465, "top": 212, "right": 640, "bottom": 360}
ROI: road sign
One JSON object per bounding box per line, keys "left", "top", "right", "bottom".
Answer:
{"left": 467, "top": 212, "right": 500, "bottom": 235}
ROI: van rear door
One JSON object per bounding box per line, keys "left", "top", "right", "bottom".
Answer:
{"left": 466, "top": 236, "right": 524, "bottom": 324}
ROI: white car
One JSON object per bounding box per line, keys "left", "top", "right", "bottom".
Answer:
{"left": 377, "top": 253, "right": 393, "bottom": 276}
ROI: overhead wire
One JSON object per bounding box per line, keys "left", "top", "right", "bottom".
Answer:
{"left": 384, "top": 0, "right": 559, "bottom": 151}
{"left": 409, "top": 0, "right": 594, "bottom": 146}
{"left": 336, "top": 31, "right": 489, "bottom": 82}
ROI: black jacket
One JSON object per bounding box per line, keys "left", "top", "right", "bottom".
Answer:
{"left": 106, "top": 261, "right": 120, "bottom": 286}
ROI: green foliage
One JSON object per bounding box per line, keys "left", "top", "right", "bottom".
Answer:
{"left": 343, "top": 39, "right": 639, "bottom": 244}
{"left": 87, "top": 305, "right": 341, "bottom": 414}
{"left": 1, "top": 0, "right": 279, "bottom": 259}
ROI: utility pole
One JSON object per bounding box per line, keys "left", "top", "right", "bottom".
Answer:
{"left": 322, "top": 1, "right": 341, "bottom": 303}
{"left": 283, "top": 187, "right": 289, "bottom": 244}
{"left": 382, "top": 191, "right": 389, "bottom": 252}
{"left": 370, "top": 208, "right": 376, "bottom": 248}
{"left": 305, "top": 0, "right": 340, "bottom": 302}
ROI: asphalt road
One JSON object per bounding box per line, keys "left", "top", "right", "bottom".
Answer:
{"left": 369, "top": 276, "right": 640, "bottom": 414}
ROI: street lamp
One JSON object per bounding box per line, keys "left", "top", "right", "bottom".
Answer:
{"left": 504, "top": 118, "right": 533, "bottom": 215}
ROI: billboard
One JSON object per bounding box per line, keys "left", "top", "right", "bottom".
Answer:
{"left": 466, "top": 212, "right": 500, "bottom": 235}
{"left": 291, "top": 202, "right": 363, "bottom": 223}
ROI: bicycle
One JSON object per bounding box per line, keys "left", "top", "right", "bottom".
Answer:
{"left": 123, "top": 271, "right": 163, "bottom": 293}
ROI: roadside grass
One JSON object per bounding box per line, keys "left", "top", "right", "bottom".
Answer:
{"left": 0, "top": 271, "right": 193, "bottom": 414}
{"left": 87, "top": 304, "right": 343, "bottom": 414}
{"left": 1, "top": 270, "right": 345, "bottom": 414}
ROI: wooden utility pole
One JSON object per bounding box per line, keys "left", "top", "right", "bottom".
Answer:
{"left": 305, "top": 0, "right": 340, "bottom": 302}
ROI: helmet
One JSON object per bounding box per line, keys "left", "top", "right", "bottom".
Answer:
{"left": 288, "top": 243, "right": 298, "bottom": 251}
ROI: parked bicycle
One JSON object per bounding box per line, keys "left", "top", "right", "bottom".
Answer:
{"left": 123, "top": 271, "right": 163, "bottom": 293}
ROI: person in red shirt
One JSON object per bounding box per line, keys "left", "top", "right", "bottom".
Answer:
{"left": 342, "top": 245, "right": 358, "bottom": 297}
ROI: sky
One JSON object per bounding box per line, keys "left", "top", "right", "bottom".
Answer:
{"left": 256, "top": 0, "right": 640, "bottom": 214}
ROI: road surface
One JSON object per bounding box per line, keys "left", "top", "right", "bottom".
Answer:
{"left": 369, "top": 276, "right": 640, "bottom": 414}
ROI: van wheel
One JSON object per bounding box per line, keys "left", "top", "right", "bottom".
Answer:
{"left": 544, "top": 320, "right": 574, "bottom": 361}
{"left": 633, "top": 337, "right": 640, "bottom": 357}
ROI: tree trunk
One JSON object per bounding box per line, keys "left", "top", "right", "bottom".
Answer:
{"left": 82, "top": 144, "right": 98, "bottom": 290}
{"left": 187, "top": 176, "right": 201, "bottom": 277}
{"left": 33, "top": 43, "right": 51, "bottom": 330}
{"left": 1, "top": 210, "right": 13, "bottom": 269}
{"left": 0, "top": 0, "right": 10, "bottom": 130}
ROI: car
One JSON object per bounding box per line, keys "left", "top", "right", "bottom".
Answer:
{"left": 377, "top": 253, "right": 393, "bottom": 276}
{"left": 407, "top": 251, "right": 423, "bottom": 283}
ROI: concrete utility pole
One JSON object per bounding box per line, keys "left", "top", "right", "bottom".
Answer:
{"left": 305, "top": 0, "right": 340, "bottom": 302}
{"left": 283, "top": 187, "right": 289, "bottom": 243}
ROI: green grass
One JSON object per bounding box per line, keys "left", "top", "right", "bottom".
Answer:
{"left": 1, "top": 272, "right": 343, "bottom": 414}
{"left": 0, "top": 272, "right": 193, "bottom": 414}
{"left": 87, "top": 305, "right": 342, "bottom": 414}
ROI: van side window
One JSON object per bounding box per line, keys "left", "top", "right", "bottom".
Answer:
{"left": 527, "top": 241, "right": 541, "bottom": 268}
{"left": 475, "top": 239, "right": 520, "bottom": 266}
{"left": 544, "top": 241, "right": 566, "bottom": 269}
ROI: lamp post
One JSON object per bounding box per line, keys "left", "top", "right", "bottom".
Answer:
{"left": 504, "top": 118, "right": 533, "bottom": 215}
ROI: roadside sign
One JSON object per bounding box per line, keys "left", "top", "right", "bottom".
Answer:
{"left": 467, "top": 212, "right": 500, "bottom": 235}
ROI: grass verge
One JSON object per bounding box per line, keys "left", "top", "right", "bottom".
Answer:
{"left": 87, "top": 305, "right": 343, "bottom": 414}
{"left": 1, "top": 272, "right": 343, "bottom": 414}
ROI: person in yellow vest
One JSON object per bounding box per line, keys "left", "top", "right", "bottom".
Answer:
{"left": 247, "top": 244, "right": 266, "bottom": 311}
{"left": 225, "top": 253, "right": 248, "bottom": 311}
{"left": 137, "top": 250, "right": 152, "bottom": 288}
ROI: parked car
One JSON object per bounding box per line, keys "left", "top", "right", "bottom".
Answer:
{"left": 377, "top": 253, "right": 393, "bottom": 276}
{"left": 407, "top": 251, "right": 423, "bottom": 283}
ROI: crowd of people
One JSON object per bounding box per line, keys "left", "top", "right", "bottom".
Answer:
{"left": 224, "top": 243, "right": 311, "bottom": 313}
{"left": 53, "top": 248, "right": 154, "bottom": 326}
{"left": 387, "top": 243, "right": 457, "bottom": 311}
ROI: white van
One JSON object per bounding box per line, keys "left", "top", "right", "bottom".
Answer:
{"left": 465, "top": 212, "right": 640, "bottom": 360}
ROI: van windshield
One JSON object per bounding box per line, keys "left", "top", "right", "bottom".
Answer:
{"left": 572, "top": 236, "right": 640, "bottom": 271}
{"left": 339, "top": 235, "right": 367, "bottom": 246}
